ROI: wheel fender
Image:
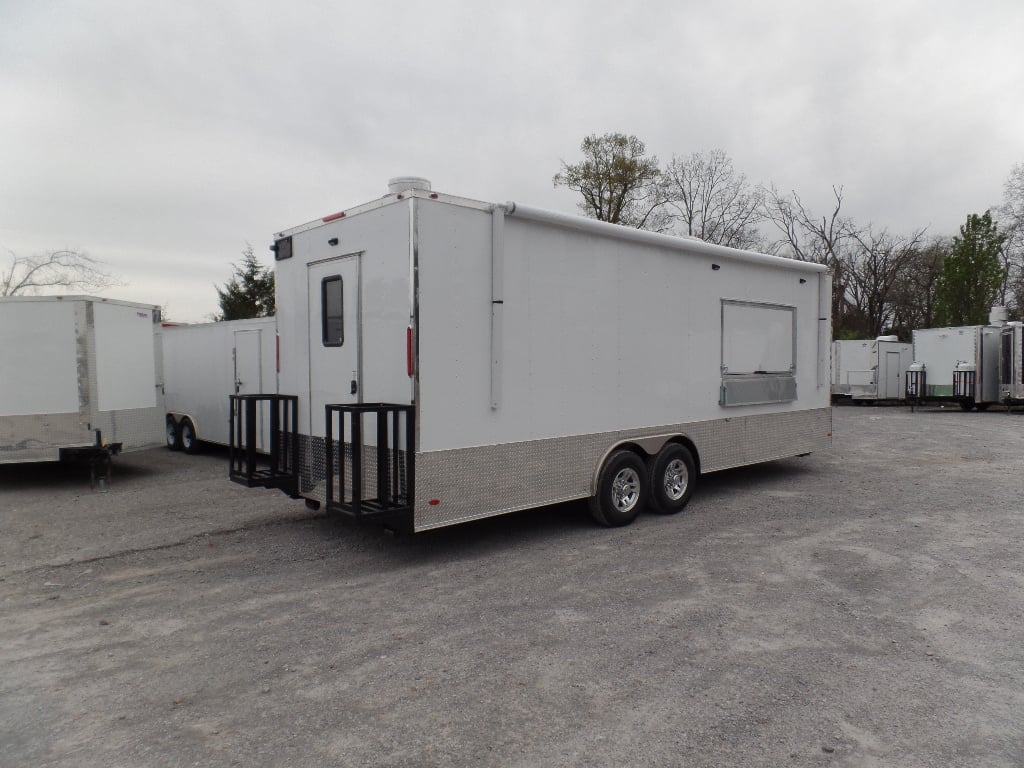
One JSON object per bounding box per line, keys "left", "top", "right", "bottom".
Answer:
{"left": 590, "top": 435, "right": 683, "bottom": 495}
{"left": 176, "top": 413, "right": 201, "bottom": 440}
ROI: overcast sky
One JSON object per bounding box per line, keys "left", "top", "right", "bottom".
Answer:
{"left": 2, "top": 0, "right": 1022, "bottom": 321}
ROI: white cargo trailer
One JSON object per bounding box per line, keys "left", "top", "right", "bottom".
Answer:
{"left": 230, "top": 179, "right": 832, "bottom": 531}
{"left": 998, "top": 321, "right": 1024, "bottom": 405}
{"left": 908, "top": 324, "right": 1001, "bottom": 410}
{"left": 160, "top": 316, "right": 277, "bottom": 452}
{"left": 0, "top": 295, "right": 164, "bottom": 466}
{"left": 831, "top": 337, "right": 913, "bottom": 402}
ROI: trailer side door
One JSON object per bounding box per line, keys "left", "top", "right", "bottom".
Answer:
{"left": 880, "top": 350, "right": 901, "bottom": 399}
{"left": 233, "top": 328, "right": 266, "bottom": 449}
{"left": 307, "top": 254, "right": 361, "bottom": 434}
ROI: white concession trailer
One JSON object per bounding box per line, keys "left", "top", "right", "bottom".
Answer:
{"left": 0, "top": 295, "right": 164, "bottom": 466}
{"left": 230, "top": 179, "right": 832, "bottom": 531}
{"left": 160, "top": 316, "right": 277, "bottom": 452}
{"left": 908, "top": 324, "right": 1002, "bottom": 410}
{"left": 831, "top": 337, "right": 913, "bottom": 402}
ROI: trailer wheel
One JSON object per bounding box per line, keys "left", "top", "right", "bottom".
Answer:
{"left": 647, "top": 443, "right": 696, "bottom": 515}
{"left": 589, "top": 450, "right": 648, "bottom": 527}
{"left": 178, "top": 417, "right": 201, "bottom": 454}
{"left": 959, "top": 401, "right": 974, "bottom": 411}
{"left": 976, "top": 403, "right": 991, "bottom": 412}
{"left": 165, "top": 417, "right": 182, "bottom": 451}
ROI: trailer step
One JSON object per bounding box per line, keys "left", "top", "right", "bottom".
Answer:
{"left": 229, "top": 394, "right": 299, "bottom": 496}
{"left": 324, "top": 403, "right": 415, "bottom": 520}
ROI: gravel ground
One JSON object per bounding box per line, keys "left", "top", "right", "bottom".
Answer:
{"left": 2, "top": 406, "right": 1023, "bottom": 768}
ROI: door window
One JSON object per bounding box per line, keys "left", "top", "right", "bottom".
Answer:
{"left": 322, "top": 276, "right": 344, "bottom": 346}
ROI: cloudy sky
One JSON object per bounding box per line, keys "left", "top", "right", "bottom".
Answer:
{"left": 2, "top": 0, "right": 1022, "bottom": 321}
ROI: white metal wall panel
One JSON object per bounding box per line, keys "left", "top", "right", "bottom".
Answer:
{"left": 0, "top": 300, "right": 79, "bottom": 416}
{"left": 912, "top": 327, "right": 979, "bottom": 396}
{"left": 94, "top": 302, "right": 157, "bottom": 411}
{"left": 415, "top": 200, "right": 828, "bottom": 453}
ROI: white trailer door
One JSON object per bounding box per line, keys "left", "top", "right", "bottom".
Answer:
{"left": 307, "top": 255, "right": 361, "bottom": 433}
{"left": 234, "top": 329, "right": 266, "bottom": 450}
{"left": 233, "top": 330, "right": 263, "bottom": 395}
{"left": 880, "top": 350, "right": 901, "bottom": 399}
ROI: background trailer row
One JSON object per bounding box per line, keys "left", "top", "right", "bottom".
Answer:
{"left": 229, "top": 178, "right": 834, "bottom": 531}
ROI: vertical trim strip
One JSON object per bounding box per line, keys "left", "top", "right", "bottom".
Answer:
{"left": 491, "top": 205, "right": 505, "bottom": 409}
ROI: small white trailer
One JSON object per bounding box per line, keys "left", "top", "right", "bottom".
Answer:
{"left": 231, "top": 178, "right": 832, "bottom": 531}
{"left": 831, "top": 337, "right": 913, "bottom": 402}
{"left": 159, "top": 316, "right": 277, "bottom": 452}
{"left": 998, "top": 321, "right": 1024, "bottom": 405}
{"left": 908, "top": 322, "right": 1002, "bottom": 410}
{"left": 0, "top": 295, "right": 164, "bottom": 468}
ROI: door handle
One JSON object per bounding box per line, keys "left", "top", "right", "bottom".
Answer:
{"left": 350, "top": 379, "right": 358, "bottom": 395}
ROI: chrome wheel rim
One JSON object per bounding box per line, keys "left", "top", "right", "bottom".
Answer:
{"left": 663, "top": 459, "right": 689, "bottom": 501}
{"left": 166, "top": 422, "right": 177, "bottom": 445}
{"left": 611, "top": 467, "right": 641, "bottom": 513}
{"left": 181, "top": 425, "right": 193, "bottom": 448}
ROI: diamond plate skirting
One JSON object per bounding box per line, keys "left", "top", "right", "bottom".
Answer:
{"left": 291, "top": 408, "right": 831, "bottom": 532}
{"left": 411, "top": 408, "right": 831, "bottom": 531}
{"left": 295, "top": 434, "right": 408, "bottom": 506}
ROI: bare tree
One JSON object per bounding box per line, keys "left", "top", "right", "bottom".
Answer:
{"left": 553, "top": 133, "right": 668, "bottom": 230}
{"left": 661, "top": 149, "right": 765, "bottom": 249}
{"left": 761, "top": 185, "right": 855, "bottom": 333}
{"left": 996, "top": 162, "right": 1024, "bottom": 316}
{"left": 844, "top": 226, "right": 927, "bottom": 338}
{"left": 1, "top": 249, "right": 119, "bottom": 296}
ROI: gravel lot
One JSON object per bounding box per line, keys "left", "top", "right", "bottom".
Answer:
{"left": 2, "top": 406, "right": 1024, "bottom": 767}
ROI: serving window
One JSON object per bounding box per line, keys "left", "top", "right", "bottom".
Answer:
{"left": 720, "top": 300, "right": 797, "bottom": 406}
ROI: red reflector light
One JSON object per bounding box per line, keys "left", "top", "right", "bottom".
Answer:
{"left": 429, "top": 499, "right": 440, "bottom": 506}
{"left": 407, "top": 326, "right": 415, "bottom": 377}
{"left": 322, "top": 211, "right": 346, "bottom": 222}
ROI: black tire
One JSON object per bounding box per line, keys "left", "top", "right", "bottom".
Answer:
{"left": 165, "top": 416, "right": 182, "bottom": 451}
{"left": 646, "top": 443, "right": 697, "bottom": 515}
{"left": 959, "top": 401, "right": 974, "bottom": 411}
{"left": 976, "top": 403, "right": 991, "bottom": 412}
{"left": 589, "top": 450, "right": 648, "bottom": 527}
{"left": 178, "top": 417, "right": 201, "bottom": 455}
{"left": 305, "top": 499, "right": 322, "bottom": 511}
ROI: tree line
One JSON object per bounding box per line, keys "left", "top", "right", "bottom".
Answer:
{"left": 554, "top": 133, "right": 1020, "bottom": 340}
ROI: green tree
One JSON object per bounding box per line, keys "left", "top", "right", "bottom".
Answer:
{"left": 934, "top": 211, "right": 1006, "bottom": 326}
{"left": 215, "top": 245, "right": 275, "bottom": 320}
{"left": 553, "top": 133, "right": 666, "bottom": 229}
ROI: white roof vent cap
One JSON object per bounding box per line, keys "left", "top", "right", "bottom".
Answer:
{"left": 388, "top": 176, "right": 432, "bottom": 194}
{"left": 876, "top": 335, "right": 899, "bottom": 342}
{"left": 990, "top": 305, "right": 1008, "bottom": 326}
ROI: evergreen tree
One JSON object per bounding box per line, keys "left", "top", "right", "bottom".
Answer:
{"left": 215, "top": 246, "right": 275, "bottom": 320}
{"left": 934, "top": 211, "right": 1006, "bottom": 326}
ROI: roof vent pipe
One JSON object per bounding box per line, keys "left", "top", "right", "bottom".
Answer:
{"left": 989, "top": 305, "right": 1008, "bottom": 326}
{"left": 388, "top": 177, "right": 432, "bottom": 194}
